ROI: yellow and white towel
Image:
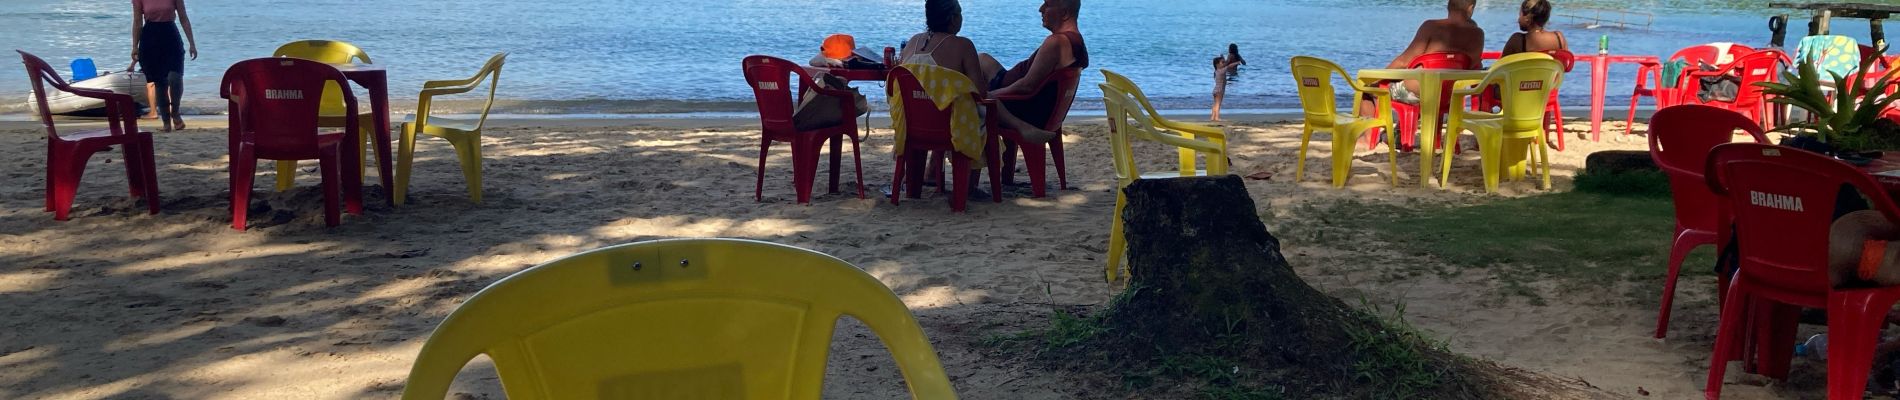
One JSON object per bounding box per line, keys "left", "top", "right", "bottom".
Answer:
{"left": 888, "top": 63, "right": 987, "bottom": 162}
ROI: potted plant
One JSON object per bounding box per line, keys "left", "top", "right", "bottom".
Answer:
{"left": 1755, "top": 47, "right": 1900, "bottom": 163}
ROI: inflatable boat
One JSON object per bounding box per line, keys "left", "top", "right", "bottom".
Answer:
{"left": 26, "top": 71, "right": 149, "bottom": 117}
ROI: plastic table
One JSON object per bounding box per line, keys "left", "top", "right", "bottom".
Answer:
{"left": 331, "top": 63, "right": 394, "bottom": 207}
{"left": 1482, "top": 52, "right": 1662, "bottom": 141}
{"left": 1356, "top": 68, "right": 1489, "bottom": 188}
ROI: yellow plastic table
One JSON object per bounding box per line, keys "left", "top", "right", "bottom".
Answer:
{"left": 1356, "top": 68, "right": 1488, "bottom": 188}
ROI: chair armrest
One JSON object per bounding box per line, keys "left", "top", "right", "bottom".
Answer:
{"left": 1155, "top": 119, "right": 1226, "bottom": 139}
{"left": 992, "top": 92, "right": 1034, "bottom": 102}
{"left": 62, "top": 86, "right": 136, "bottom": 104}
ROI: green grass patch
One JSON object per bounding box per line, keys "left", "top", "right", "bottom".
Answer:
{"left": 1573, "top": 169, "right": 1671, "bottom": 198}
{"left": 1373, "top": 192, "right": 1672, "bottom": 282}
{"left": 1345, "top": 299, "right": 1454, "bottom": 399}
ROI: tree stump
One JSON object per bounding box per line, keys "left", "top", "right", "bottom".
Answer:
{"left": 1080, "top": 175, "right": 1594, "bottom": 398}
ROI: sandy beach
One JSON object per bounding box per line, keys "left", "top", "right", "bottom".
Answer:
{"left": 0, "top": 115, "right": 1805, "bottom": 399}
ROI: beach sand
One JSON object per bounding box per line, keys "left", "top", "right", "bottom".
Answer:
{"left": 0, "top": 115, "right": 1801, "bottom": 399}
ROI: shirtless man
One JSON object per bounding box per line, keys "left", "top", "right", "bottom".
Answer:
{"left": 1382, "top": 0, "right": 1485, "bottom": 105}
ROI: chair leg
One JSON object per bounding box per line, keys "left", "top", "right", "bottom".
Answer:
{"left": 1106, "top": 191, "right": 1128, "bottom": 282}
{"left": 231, "top": 151, "right": 257, "bottom": 230}
{"left": 1479, "top": 132, "right": 1504, "bottom": 193}
{"left": 45, "top": 145, "right": 56, "bottom": 212}
{"left": 987, "top": 136, "right": 1003, "bottom": 203}
{"left": 849, "top": 134, "right": 866, "bottom": 199}
{"left": 1329, "top": 126, "right": 1354, "bottom": 188}
{"left": 50, "top": 150, "right": 89, "bottom": 221}
{"left": 1441, "top": 116, "right": 1466, "bottom": 187}
{"left": 395, "top": 123, "right": 417, "bottom": 206}
{"left": 136, "top": 134, "right": 161, "bottom": 214}
{"left": 1022, "top": 144, "right": 1049, "bottom": 198}
{"left": 122, "top": 140, "right": 145, "bottom": 198}
{"left": 1828, "top": 294, "right": 1894, "bottom": 400}
{"left": 1050, "top": 139, "right": 1068, "bottom": 190}
{"left": 1706, "top": 280, "right": 1751, "bottom": 400}
{"left": 451, "top": 136, "right": 484, "bottom": 204}
{"left": 906, "top": 151, "right": 928, "bottom": 200}
{"left": 756, "top": 138, "right": 771, "bottom": 202}
{"left": 1537, "top": 132, "right": 1552, "bottom": 189}
{"left": 890, "top": 152, "right": 907, "bottom": 205}
{"left": 949, "top": 155, "right": 970, "bottom": 212}
{"left": 318, "top": 151, "right": 342, "bottom": 228}
{"left": 1383, "top": 125, "right": 1400, "bottom": 186}
{"left": 790, "top": 135, "right": 822, "bottom": 205}
{"left": 1295, "top": 125, "right": 1314, "bottom": 182}
{"left": 274, "top": 160, "right": 297, "bottom": 191}
{"left": 1655, "top": 235, "right": 1701, "bottom": 339}
{"left": 1549, "top": 106, "right": 1567, "bottom": 151}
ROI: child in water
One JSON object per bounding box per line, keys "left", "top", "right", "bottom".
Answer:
{"left": 1211, "top": 43, "right": 1245, "bottom": 121}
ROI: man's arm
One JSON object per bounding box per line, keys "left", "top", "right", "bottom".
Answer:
{"left": 993, "top": 34, "right": 1070, "bottom": 97}
{"left": 1385, "top": 23, "right": 1436, "bottom": 69}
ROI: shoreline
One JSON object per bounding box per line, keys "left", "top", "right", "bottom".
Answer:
{"left": 0, "top": 106, "right": 1661, "bottom": 131}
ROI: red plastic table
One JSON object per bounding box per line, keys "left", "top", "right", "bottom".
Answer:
{"left": 1482, "top": 52, "right": 1661, "bottom": 142}
{"left": 331, "top": 63, "right": 394, "bottom": 205}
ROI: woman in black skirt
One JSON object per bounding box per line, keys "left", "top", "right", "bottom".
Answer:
{"left": 129, "top": 0, "right": 197, "bottom": 131}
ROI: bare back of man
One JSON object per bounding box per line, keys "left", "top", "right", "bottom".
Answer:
{"left": 1382, "top": 0, "right": 1484, "bottom": 102}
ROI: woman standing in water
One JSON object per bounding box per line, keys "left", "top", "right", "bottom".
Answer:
{"left": 1210, "top": 43, "right": 1244, "bottom": 121}
{"left": 129, "top": 0, "right": 197, "bottom": 132}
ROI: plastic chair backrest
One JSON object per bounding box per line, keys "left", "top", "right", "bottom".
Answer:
{"left": 1730, "top": 49, "right": 1789, "bottom": 108}
{"left": 21, "top": 50, "right": 138, "bottom": 141}
{"left": 1474, "top": 53, "right": 1564, "bottom": 131}
{"left": 272, "top": 40, "right": 370, "bottom": 117}
{"left": 1101, "top": 84, "right": 1228, "bottom": 183}
{"left": 69, "top": 58, "right": 96, "bottom": 81}
{"left": 885, "top": 65, "right": 960, "bottom": 147}
{"left": 1028, "top": 67, "right": 1082, "bottom": 130}
{"left": 21, "top": 51, "right": 76, "bottom": 140}
{"left": 1670, "top": 45, "right": 1723, "bottom": 67}
{"left": 1707, "top": 143, "right": 1900, "bottom": 294}
{"left": 400, "top": 238, "right": 957, "bottom": 400}
{"left": 1410, "top": 51, "right": 1478, "bottom": 70}
{"left": 741, "top": 55, "right": 819, "bottom": 137}
{"left": 465, "top": 53, "right": 508, "bottom": 131}
{"left": 219, "top": 57, "right": 356, "bottom": 157}
{"left": 1649, "top": 105, "right": 1768, "bottom": 232}
{"left": 1099, "top": 69, "right": 1167, "bottom": 121}
{"left": 1543, "top": 49, "right": 1576, "bottom": 72}
{"left": 1288, "top": 56, "right": 1353, "bottom": 122}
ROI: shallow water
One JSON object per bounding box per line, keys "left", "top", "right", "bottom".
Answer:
{"left": 0, "top": 0, "right": 1874, "bottom": 115}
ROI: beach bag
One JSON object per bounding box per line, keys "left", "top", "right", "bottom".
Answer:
{"left": 1697, "top": 75, "right": 1740, "bottom": 103}
{"left": 792, "top": 73, "right": 869, "bottom": 131}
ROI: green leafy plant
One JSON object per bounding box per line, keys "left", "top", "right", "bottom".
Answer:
{"left": 1754, "top": 46, "right": 1900, "bottom": 152}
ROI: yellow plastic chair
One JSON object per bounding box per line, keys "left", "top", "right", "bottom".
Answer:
{"left": 1100, "top": 69, "right": 1227, "bottom": 175}
{"left": 401, "top": 238, "right": 958, "bottom": 400}
{"left": 1101, "top": 84, "right": 1230, "bottom": 283}
{"left": 1443, "top": 53, "right": 1564, "bottom": 193}
{"left": 1288, "top": 56, "right": 1398, "bottom": 187}
{"left": 395, "top": 53, "right": 506, "bottom": 205}
{"left": 271, "top": 40, "right": 377, "bottom": 191}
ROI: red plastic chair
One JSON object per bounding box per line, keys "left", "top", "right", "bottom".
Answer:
{"left": 1628, "top": 44, "right": 1724, "bottom": 134}
{"left": 1703, "top": 142, "right": 1900, "bottom": 400}
{"left": 992, "top": 67, "right": 1080, "bottom": 198}
{"left": 1680, "top": 49, "right": 1789, "bottom": 130}
{"left": 1647, "top": 105, "right": 1768, "bottom": 339}
{"left": 220, "top": 57, "right": 364, "bottom": 230}
{"left": 885, "top": 65, "right": 1001, "bottom": 212}
{"left": 740, "top": 55, "right": 866, "bottom": 205}
{"left": 1373, "top": 52, "right": 1477, "bottom": 152}
{"left": 18, "top": 50, "right": 159, "bottom": 220}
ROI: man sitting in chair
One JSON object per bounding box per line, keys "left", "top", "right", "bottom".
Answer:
{"left": 979, "top": 0, "right": 1086, "bottom": 184}
{"left": 1376, "top": 0, "right": 1485, "bottom": 106}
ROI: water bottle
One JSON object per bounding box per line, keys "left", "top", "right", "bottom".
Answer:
{"left": 1795, "top": 334, "right": 1828, "bottom": 360}
{"left": 1598, "top": 35, "right": 1610, "bottom": 57}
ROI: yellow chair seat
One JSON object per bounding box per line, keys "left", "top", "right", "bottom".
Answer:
{"left": 399, "top": 238, "right": 958, "bottom": 400}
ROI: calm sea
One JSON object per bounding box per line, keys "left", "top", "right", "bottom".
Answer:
{"left": 0, "top": 0, "right": 1871, "bottom": 116}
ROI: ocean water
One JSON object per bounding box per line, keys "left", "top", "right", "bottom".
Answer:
{"left": 0, "top": 0, "right": 1872, "bottom": 116}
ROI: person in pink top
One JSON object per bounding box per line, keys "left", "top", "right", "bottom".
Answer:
{"left": 129, "top": 0, "right": 198, "bottom": 131}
